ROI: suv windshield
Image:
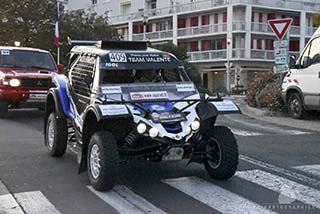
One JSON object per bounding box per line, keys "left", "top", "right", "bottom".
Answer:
{"left": 101, "top": 68, "right": 189, "bottom": 84}
{"left": 0, "top": 50, "right": 55, "bottom": 70}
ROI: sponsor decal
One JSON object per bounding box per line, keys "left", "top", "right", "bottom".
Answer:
{"left": 151, "top": 105, "right": 166, "bottom": 111}
{"left": 126, "top": 53, "right": 171, "bottom": 63}
{"left": 130, "top": 91, "right": 168, "bottom": 100}
{"left": 101, "top": 86, "right": 122, "bottom": 94}
{"left": 99, "top": 105, "right": 128, "bottom": 116}
{"left": 212, "top": 100, "right": 239, "bottom": 112}
{"left": 105, "top": 63, "right": 119, "bottom": 68}
{"left": 1, "top": 50, "right": 10, "bottom": 55}
{"left": 176, "top": 84, "right": 195, "bottom": 92}
{"left": 109, "top": 53, "right": 127, "bottom": 62}
{"left": 29, "top": 94, "right": 47, "bottom": 99}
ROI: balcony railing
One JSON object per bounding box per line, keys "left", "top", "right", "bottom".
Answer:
{"left": 306, "top": 27, "right": 318, "bottom": 37}
{"left": 251, "top": 23, "right": 273, "bottom": 34}
{"left": 178, "top": 23, "right": 227, "bottom": 37}
{"left": 187, "top": 49, "right": 227, "bottom": 62}
{"left": 110, "top": 0, "right": 320, "bottom": 24}
{"left": 233, "top": 22, "right": 247, "bottom": 31}
{"left": 232, "top": 49, "right": 246, "bottom": 58}
{"left": 251, "top": 50, "right": 274, "bottom": 60}
{"left": 132, "top": 30, "right": 173, "bottom": 41}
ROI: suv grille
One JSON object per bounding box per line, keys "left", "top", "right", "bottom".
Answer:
{"left": 20, "top": 79, "right": 54, "bottom": 88}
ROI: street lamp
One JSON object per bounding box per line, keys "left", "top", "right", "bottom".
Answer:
{"left": 142, "top": 15, "right": 149, "bottom": 41}
{"left": 226, "top": 37, "right": 232, "bottom": 93}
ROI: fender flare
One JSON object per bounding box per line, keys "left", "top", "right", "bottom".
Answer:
{"left": 285, "top": 86, "right": 305, "bottom": 107}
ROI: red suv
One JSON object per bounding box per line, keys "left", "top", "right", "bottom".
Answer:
{"left": 0, "top": 46, "right": 62, "bottom": 117}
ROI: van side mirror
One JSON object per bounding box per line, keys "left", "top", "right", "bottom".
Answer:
{"left": 289, "top": 55, "right": 296, "bottom": 69}
{"left": 57, "top": 64, "right": 64, "bottom": 74}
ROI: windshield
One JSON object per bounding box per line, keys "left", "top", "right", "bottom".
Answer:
{"left": 100, "top": 68, "right": 189, "bottom": 84}
{"left": 0, "top": 49, "right": 56, "bottom": 70}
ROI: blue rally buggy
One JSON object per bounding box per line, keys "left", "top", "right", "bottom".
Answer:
{"left": 44, "top": 41, "right": 240, "bottom": 191}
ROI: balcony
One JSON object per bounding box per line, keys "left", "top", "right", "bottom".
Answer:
{"left": 233, "top": 22, "right": 247, "bottom": 31}
{"left": 187, "top": 49, "right": 227, "bottom": 62}
{"left": 251, "top": 23, "right": 273, "bottom": 34}
{"left": 306, "top": 27, "right": 318, "bottom": 37}
{"left": 232, "top": 49, "right": 246, "bottom": 58}
{"left": 178, "top": 24, "right": 227, "bottom": 37}
{"left": 109, "top": 0, "right": 320, "bottom": 24}
{"left": 132, "top": 30, "right": 173, "bottom": 41}
{"left": 251, "top": 50, "right": 274, "bottom": 60}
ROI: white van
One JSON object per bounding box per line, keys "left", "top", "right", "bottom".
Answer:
{"left": 282, "top": 27, "right": 320, "bottom": 119}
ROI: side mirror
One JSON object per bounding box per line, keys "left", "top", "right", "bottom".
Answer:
{"left": 57, "top": 64, "right": 64, "bottom": 74}
{"left": 289, "top": 55, "right": 296, "bottom": 69}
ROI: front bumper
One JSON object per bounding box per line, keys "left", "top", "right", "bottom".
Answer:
{"left": 0, "top": 87, "right": 48, "bottom": 104}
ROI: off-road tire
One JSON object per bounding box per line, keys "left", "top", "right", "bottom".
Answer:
{"left": 88, "top": 131, "right": 119, "bottom": 191}
{"left": 0, "top": 100, "right": 8, "bottom": 118}
{"left": 203, "top": 126, "right": 239, "bottom": 180}
{"left": 45, "top": 112, "right": 68, "bottom": 157}
{"left": 288, "top": 93, "right": 306, "bottom": 119}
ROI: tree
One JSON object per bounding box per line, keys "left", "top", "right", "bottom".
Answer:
{"left": 314, "top": 14, "right": 320, "bottom": 27}
{"left": 0, "top": 0, "right": 119, "bottom": 64}
{"left": 158, "top": 43, "right": 202, "bottom": 87}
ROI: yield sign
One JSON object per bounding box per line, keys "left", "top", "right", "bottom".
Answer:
{"left": 268, "top": 18, "right": 293, "bottom": 40}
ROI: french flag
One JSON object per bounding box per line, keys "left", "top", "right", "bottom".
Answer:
{"left": 54, "top": 10, "right": 59, "bottom": 48}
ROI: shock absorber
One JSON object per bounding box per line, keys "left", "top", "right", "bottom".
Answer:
{"left": 123, "top": 131, "right": 138, "bottom": 148}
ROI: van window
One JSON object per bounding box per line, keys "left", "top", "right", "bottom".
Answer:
{"left": 299, "top": 43, "right": 311, "bottom": 69}
{"left": 309, "top": 37, "right": 320, "bottom": 66}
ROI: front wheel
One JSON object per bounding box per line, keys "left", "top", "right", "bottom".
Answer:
{"left": 45, "top": 112, "right": 68, "bottom": 157}
{"left": 288, "top": 93, "right": 306, "bottom": 119}
{"left": 0, "top": 100, "right": 8, "bottom": 118}
{"left": 88, "top": 131, "right": 119, "bottom": 191}
{"left": 203, "top": 126, "right": 239, "bottom": 180}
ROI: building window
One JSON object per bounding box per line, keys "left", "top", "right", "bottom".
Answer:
{"left": 201, "top": 40, "right": 210, "bottom": 51}
{"left": 214, "top": 14, "right": 218, "bottom": 24}
{"left": 223, "top": 11, "right": 227, "bottom": 23}
{"left": 201, "top": 15, "right": 210, "bottom": 25}
{"left": 189, "top": 41, "right": 199, "bottom": 52}
{"left": 289, "top": 40, "right": 300, "bottom": 51}
{"left": 146, "top": 0, "right": 157, "bottom": 10}
{"left": 120, "top": 2, "right": 131, "bottom": 15}
{"left": 178, "top": 18, "right": 186, "bottom": 28}
{"left": 190, "top": 16, "right": 199, "bottom": 27}
{"left": 91, "top": 0, "right": 97, "bottom": 5}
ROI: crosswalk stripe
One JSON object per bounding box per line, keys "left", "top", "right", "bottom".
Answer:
{"left": 163, "top": 176, "right": 278, "bottom": 214}
{"left": 88, "top": 185, "right": 167, "bottom": 214}
{"left": 0, "top": 180, "right": 24, "bottom": 214}
{"left": 230, "top": 128, "right": 262, "bottom": 136}
{"left": 293, "top": 165, "right": 320, "bottom": 178}
{"left": 14, "top": 191, "right": 61, "bottom": 214}
{"left": 236, "top": 169, "right": 320, "bottom": 209}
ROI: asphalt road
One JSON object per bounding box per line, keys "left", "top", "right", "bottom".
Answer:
{"left": 0, "top": 109, "right": 320, "bottom": 214}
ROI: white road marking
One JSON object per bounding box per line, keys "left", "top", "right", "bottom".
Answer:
{"left": 293, "top": 165, "right": 320, "bottom": 178}
{"left": 163, "top": 176, "right": 278, "bottom": 214}
{"left": 0, "top": 181, "right": 24, "bottom": 214}
{"left": 14, "top": 191, "right": 61, "bottom": 214}
{"left": 88, "top": 185, "right": 167, "bottom": 214}
{"left": 224, "top": 115, "right": 311, "bottom": 135}
{"left": 240, "top": 155, "right": 320, "bottom": 188}
{"left": 230, "top": 128, "right": 262, "bottom": 136}
{"left": 236, "top": 169, "right": 320, "bottom": 209}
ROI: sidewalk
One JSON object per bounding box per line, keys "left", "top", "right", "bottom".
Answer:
{"left": 225, "top": 95, "right": 320, "bottom": 133}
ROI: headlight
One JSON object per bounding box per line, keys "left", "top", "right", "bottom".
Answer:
{"left": 149, "top": 127, "right": 159, "bottom": 138}
{"left": 191, "top": 120, "right": 200, "bottom": 131}
{"left": 9, "top": 79, "right": 21, "bottom": 87}
{"left": 137, "top": 123, "right": 147, "bottom": 134}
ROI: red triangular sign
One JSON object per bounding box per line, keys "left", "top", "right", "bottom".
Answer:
{"left": 268, "top": 18, "right": 293, "bottom": 40}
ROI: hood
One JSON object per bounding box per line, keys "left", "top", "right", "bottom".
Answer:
{"left": 0, "top": 67, "right": 52, "bottom": 77}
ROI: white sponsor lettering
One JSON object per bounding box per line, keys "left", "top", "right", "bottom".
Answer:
{"left": 130, "top": 91, "right": 168, "bottom": 100}
{"left": 101, "top": 86, "right": 122, "bottom": 94}
{"left": 212, "top": 100, "right": 239, "bottom": 112}
{"left": 99, "top": 105, "right": 128, "bottom": 116}
{"left": 176, "top": 84, "right": 195, "bottom": 92}
{"left": 29, "top": 94, "right": 47, "bottom": 99}
{"left": 1, "top": 50, "right": 10, "bottom": 56}
{"left": 109, "top": 53, "right": 127, "bottom": 62}
{"left": 105, "top": 63, "right": 119, "bottom": 68}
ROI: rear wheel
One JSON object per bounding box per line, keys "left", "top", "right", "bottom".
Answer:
{"left": 45, "top": 112, "right": 68, "bottom": 157}
{"left": 288, "top": 93, "right": 306, "bottom": 119}
{"left": 0, "top": 100, "right": 8, "bottom": 118}
{"left": 203, "top": 126, "right": 239, "bottom": 180}
{"left": 88, "top": 131, "right": 119, "bottom": 191}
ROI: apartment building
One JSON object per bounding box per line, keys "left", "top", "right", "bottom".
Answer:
{"left": 67, "top": 0, "right": 320, "bottom": 93}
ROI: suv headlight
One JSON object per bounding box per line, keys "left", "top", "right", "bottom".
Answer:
{"left": 9, "top": 79, "right": 21, "bottom": 87}
{"left": 149, "top": 127, "right": 159, "bottom": 138}
{"left": 191, "top": 120, "right": 200, "bottom": 131}
{"left": 137, "top": 123, "right": 147, "bottom": 134}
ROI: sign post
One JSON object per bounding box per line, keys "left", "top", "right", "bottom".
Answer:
{"left": 268, "top": 18, "right": 293, "bottom": 73}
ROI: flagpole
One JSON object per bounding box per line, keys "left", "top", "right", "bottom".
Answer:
{"left": 57, "top": 0, "right": 60, "bottom": 64}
